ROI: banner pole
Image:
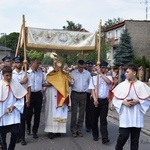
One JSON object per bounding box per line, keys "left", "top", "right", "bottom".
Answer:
{"left": 96, "top": 20, "right": 102, "bottom": 100}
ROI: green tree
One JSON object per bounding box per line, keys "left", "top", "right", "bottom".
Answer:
{"left": 27, "top": 50, "right": 44, "bottom": 62}
{"left": 103, "top": 18, "right": 123, "bottom": 28}
{"left": 63, "top": 21, "right": 83, "bottom": 31}
{"left": 114, "top": 29, "right": 134, "bottom": 66}
{"left": 41, "top": 56, "right": 53, "bottom": 65}
{"left": 132, "top": 56, "right": 150, "bottom": 68}
{"left": 0, "top": 32, "right": 19, "bottom": 51}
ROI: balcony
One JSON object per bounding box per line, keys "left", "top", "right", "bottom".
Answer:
{"left": 107, "top": 37, "right": 119, "bottom": 46}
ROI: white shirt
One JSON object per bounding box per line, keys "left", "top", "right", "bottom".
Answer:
{"left": 28, "top": 68, "right": 45, "bottom": 92}
{"left": 0, "top": 89, "right": 24, "bottom": 126}
{"left": 113, "top": 85, "right": 150, "bottom": 128}
{"left": 12, "top": 69, "right": 32, "bottom": 88}
{"left": 70, "top": 69, "right": 91, "bottom": 92}
{"left": 89, "top": 74, "right": 112, "bottom": 99}
{"left": 0, "top": 72, "right": 2, "bottom": 80}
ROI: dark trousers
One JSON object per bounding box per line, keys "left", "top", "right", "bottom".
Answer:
{"left": 17, "top": 99, "right": 26, "bottom": 140}
{"left": 70, "top": 91, "right": 87, "bottom": 133}
{"left": 20, "top": 104, "right": 26, "bottom": 139}
{"left": 92, "top": 98, "right": 109, "bottom": 139}
{"left": 115, "top": 127, "right": 141, "bottom": 150}
{"left": 0, "top": 124, "right": 19, "bottom": 150}
{"left": 26, "top": 91, "right": 43, "bottom": 133}
{"left": 85, "top": 93, "right": 93, "bottom": 129}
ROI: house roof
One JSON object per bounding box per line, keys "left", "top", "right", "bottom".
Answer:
{"left": 104, "top": 21, "right": 125, "bottom": 32}
{"left": 0, "top": 46, "right": 12, "bottom": 51}
{"left": 104, "top": 20, "right": 150, "bottom": 32}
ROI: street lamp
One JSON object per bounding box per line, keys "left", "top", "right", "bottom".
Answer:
{"left": 0, "top": 33, "right": 6, "bottom": 55}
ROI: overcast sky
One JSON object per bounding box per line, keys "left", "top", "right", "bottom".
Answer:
{"left": 0, "top": 0, "right": 148, "bottom": 35}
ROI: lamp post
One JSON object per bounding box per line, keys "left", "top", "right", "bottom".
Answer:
{"left": 0, "top": 33, "right": 6, "bottom": 55}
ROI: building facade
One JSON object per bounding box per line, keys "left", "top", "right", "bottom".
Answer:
{"left": 105, "top": 20, "right": 150, "bottom": 66}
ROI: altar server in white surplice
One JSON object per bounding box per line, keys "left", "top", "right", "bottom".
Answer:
{"left": 0, "top": 66, "right": 27, "bottom": 150}
{"left": 112, "top": 64, "right": 150, "bottom": 150}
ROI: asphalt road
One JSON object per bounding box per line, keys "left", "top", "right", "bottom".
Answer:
{"left": 11, "top": 110, "right": 150, "bottom": 150}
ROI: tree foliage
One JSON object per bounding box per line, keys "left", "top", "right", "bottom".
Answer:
{"left": 114, "top": 29, "right": 134, "bottom": 66}
{"left": 0, "top": 32, "right": 19, "bottom": 51}
{"left": 103, "top": 18, "right": 123, "bottom": 28}
{"left": 41, "top": 56, "right": 53, "bottom": 65}
{"left": 27, "top": 50, "right": 44, "bottom": 62}
{"left": 63, "top": 21, "right": 83, "bottom": 31}
{"left": 132, "top": 56, "right": 150, "bottom": 68}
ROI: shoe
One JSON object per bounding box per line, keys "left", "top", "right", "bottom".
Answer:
{"left": 48, "top": 132, "right": 54, "bottom": 139}
{"left": 26, "top": 127, "right": 31, "bottom": 135}
{"left": 55, "top": 133, "right": 61, "bottom": 137}
{"left": 33, "top": 133, "right": 38, "bottom": 139}
{"left": 102, "top": 138, "right": 110, "bottom": 144}
{"left": 16, "top": 137, "right": 21, "bottom": 143}
{"left": 72, "top": 132, "right": 78, "bottom": 137}
{"left": 93, "top": 137, "right": 99, "bottom": 141}
{"left": 21, "top": 138, "right": 27, "bottom": 145}
{"left": 86, "top": 128, "right": 91, "bottom": 132}
{"left": 77, "top": 132, "right": 83, "bottom": 137}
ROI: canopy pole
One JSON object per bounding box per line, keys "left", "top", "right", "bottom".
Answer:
{"left": 96, "top": 20, "right": 102, "bottom": 100}
{"left": 15, "top": 24, "right": 23, "bottom": 57}
{"left": 82, "top": 51, "right": 85, "bottom": 60}
{"left": 22, "top": 15, "right": 28, "bottom": 73}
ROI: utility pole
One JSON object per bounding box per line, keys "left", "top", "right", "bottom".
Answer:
{"left": 140, "top": 0, "right": 148, "bottom": 20}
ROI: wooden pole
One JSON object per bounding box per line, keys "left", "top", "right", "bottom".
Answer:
{"left": 96, "top": 20, "right": 102, "bottom": 100}
{"left": 15, "top": 24, "right": 23, "bottom": 57}
{"left": 22, "top": 15, "right": 28, "bottom": 73}
{"left": 22, "top": 15, "right": 30, "bottom": 104}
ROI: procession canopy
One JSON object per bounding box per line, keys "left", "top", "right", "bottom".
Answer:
{"left": 21, "top": 27, "right": 98, "bottom": 53}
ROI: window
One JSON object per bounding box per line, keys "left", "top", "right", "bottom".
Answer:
{"left": 115, "top": 29, "right": 120, "bottom": 39}
{"left": 107, "top": 31, "right": 112, "bottom": 38}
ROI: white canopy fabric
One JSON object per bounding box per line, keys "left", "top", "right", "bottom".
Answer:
{"left": 23, "top": 27, "right": 97, "bottom": 53}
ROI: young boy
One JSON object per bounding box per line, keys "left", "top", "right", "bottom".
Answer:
{"left": 0, "top": 66, "right": 27, "bottom": 150}
{"left": 112, "top": 64, "right": 150, "bottom": 150}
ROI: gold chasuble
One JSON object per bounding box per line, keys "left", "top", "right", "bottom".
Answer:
{"left": 46, "top": 70, "right": 71, "bottom": 107}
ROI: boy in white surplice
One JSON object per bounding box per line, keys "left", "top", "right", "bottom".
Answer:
{"left": 0, "top": 66, "right": 27, "bottom": 150}
{"left": 113, "top": 64, "right": 150, "bottom": 150}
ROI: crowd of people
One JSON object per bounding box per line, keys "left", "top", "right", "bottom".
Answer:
{"left": 0, "top": 55, "right": 150, "bottom": 150}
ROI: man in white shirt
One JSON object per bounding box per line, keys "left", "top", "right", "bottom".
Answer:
{"left": 70, "top": 60, "right": 91, "bottom": 137}
{"left": 89, "top": 61, "right": 112, "bottom": 144}
{"left": 113, "top": 64, "right": 150, "bottom": 150}
{"left": 26, "top": 58, "right": 45, "bottom": 139}
{"left": 12, "top": 56, "right": 31, "bottom": 145}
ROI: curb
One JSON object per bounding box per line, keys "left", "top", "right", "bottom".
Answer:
{"left": 108, "top": 114, "right": 150, "bottom": 136}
